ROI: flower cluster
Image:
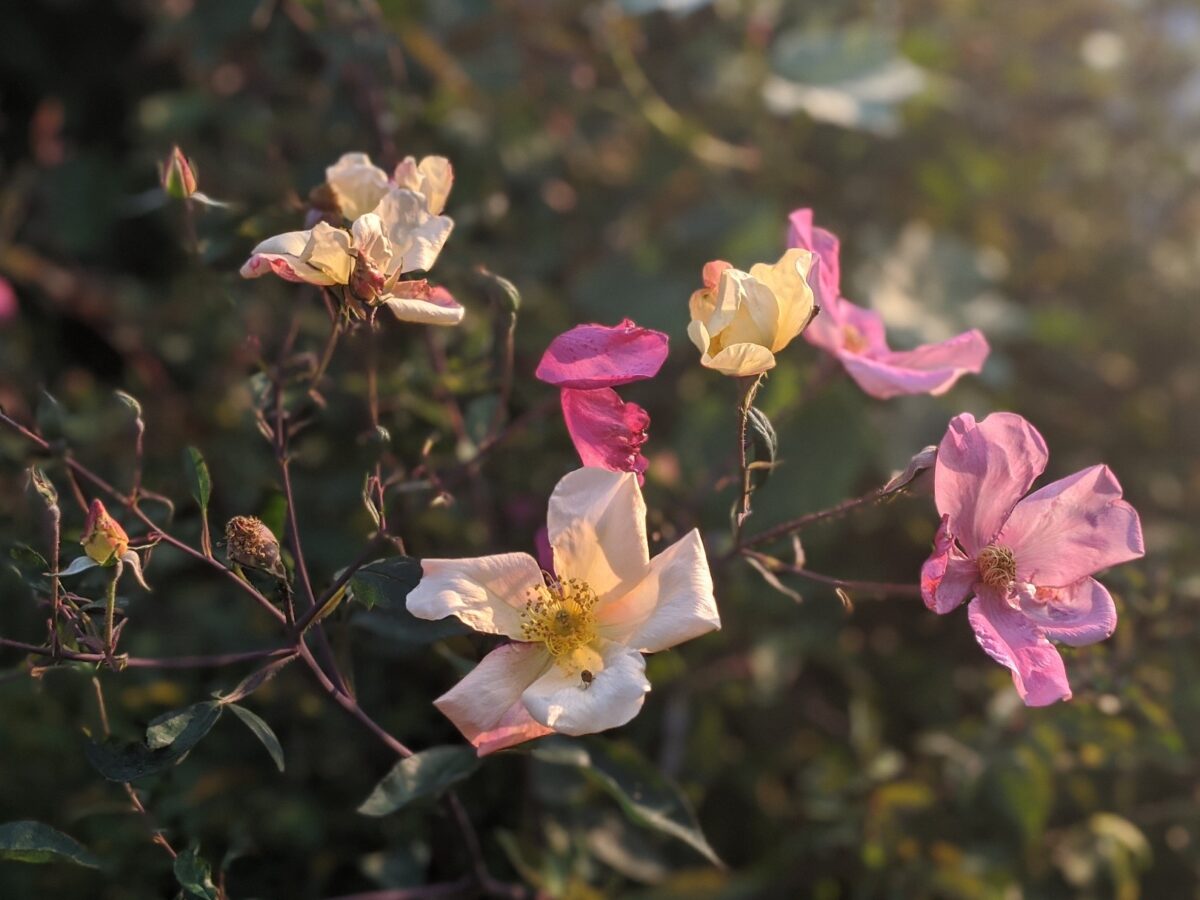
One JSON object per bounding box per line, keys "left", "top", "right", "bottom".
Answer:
{"left": 241, "top": 152, "right": 463, "bottom": 325}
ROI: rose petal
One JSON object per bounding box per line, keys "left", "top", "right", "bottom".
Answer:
{"left": 967, "top": 591, "right": 1072, "bottom": 707}
{"left": 1016, "top": 578, "right": 1117, "bottom": 647}
{"left": 786, "top": 208, "right": 842, "bottom": 307}
{"left": 372, "top": 187, "right": 454, "bottom": 275}
{"left": 394, "top": 156, "right": 454, "bottom": 216}
{"left": 747, "top": 248, "right": 818, "bottom": 352}
{"left": 934, "top": 412, "right": 1049, "bottom": 556}
{"left": 700, "top": 342, "right": 778, "bottom": 377}
{"left": 547, "top": 468, "right": 649, "bottom": 600}
{"left": 521, "top": 640, "right": 649, "bottom": 735}
{"left": 560, "top": 388, "right": 650, "bottom": 481}
{"left": 841, "top": 329, "right": 990, "bottom": 399}
{"left": 434, "top": 642, "right": 554, "bottom": 755}
{"left": 384, "top": 285, "right": 465, "bottom": 325}
{"left": 921, "top": 514, "right": 978, "bottom": 614}
{"left": 240, "top": 223, "right": 354, "bottom": 286}
{"left": 326, "top": 152, "right": 391, "bottom": 220}
{"left": 535, "top": 320, "right": 669, "bottom": 389}
{"left": 999, "top": 465, "right": 1144, "bottom": 587}
{"left": 596, "top": 529, "right": 719, "bottom": 653}
{"left": 406, "top": 552, "right": 545, "bottom": 639}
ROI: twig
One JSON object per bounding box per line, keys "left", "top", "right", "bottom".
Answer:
{"left": 322, "top": 880, "right": 473, "bottom": 900}
{"left": 740, "top": 550, "right": 920, "bottom": 599}
{"left": 732, "top": 375, "right": 764, "bottom": 539}
{"left": 297, "top": 533, "right": 387, "bottom": 633}
{"left": 0, "top": 637, "right": 293, "bottom": 669}
{"left": 730, "top": 483, "right": 894, "bottom": 558}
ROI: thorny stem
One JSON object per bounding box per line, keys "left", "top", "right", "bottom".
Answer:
{"left": 740, "top": 550, "right": 920, "bottom": 599}
{"left": 93, "top": 677, "right": 178, "bottom": 859}
{"left": 0, "top": 638, "right": 294, "bottom": 669}
{"left": 732, "top": 375, "right": 764, "bottom": 541}
{"left": 103, "top": 567, "right": 120, "bottom": 667}
{"left": 0, "top": 409, "right": 287, "bottom": 625}
{"left": 730, "top": 482, "right": 894, "bottom": 558}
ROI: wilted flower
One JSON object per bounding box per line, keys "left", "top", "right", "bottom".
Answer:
{"left": 788, "top": 208, "right": 989, "bottom": 399}
{"left": 536, "top": 320, "right": 669, "bottom": 482}
{"left": 687, "top": 249, "right": 817, "bottom": 376}
{"left": 408, "top": 468, "right": 720, "bottom": 754}
{"left": 922, "top": 412, "right": 1144, "bottom": 706}
{"left": 81, "top": 499, "right": 129, "bottom": 565}
{"left": 159, "top": 145, "right": 198, "bottom": 199}
{"left": 225, "top": 516, "right": 285, "bottom": 578}
{"left": 241, "top": 152, "right": 462, "bottom": 325}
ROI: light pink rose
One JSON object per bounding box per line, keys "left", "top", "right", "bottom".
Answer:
{"left": 922, "top": 412, "right": 1144, "bottom": 706}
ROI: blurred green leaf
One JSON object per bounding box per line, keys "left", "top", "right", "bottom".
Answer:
{"left": 226, "top": 703, "right": 285, "bottom": 773}
{"left": 358, "top": 746, "right": 481, "bottom": 816}
{"left": 533, "top": 739, "right": 722, "bottom": 866}
{"left": 0, "top": 821, "right": 100, "bottom": 868}
{"left": 174, "top": 844, "right": 219, "bottom": 900}
{"left": 348, "top": 557, "right": 423, "bottom": 611}
{"left": 86, "top": 702, "right": 222, "bottom": 782}
{"left": 182, "top": 446, "right": 212, "bottom": 513}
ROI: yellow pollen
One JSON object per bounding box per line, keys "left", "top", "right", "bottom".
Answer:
{"left": 842, "top": 325, "right": 869, "bottom": 354}
{"left": 978, "top": 544, "right": 1017, "bottom": 589}
{"left": 520, "top": 578, "right": 599, "bottom": 663}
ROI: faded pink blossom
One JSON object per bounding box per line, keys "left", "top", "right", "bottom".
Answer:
{"left": 922, "top": 412, "right": 1144, "bottom": 706}
{"left": 0, "top": 277, "right": 18, "bottom": 323}
{"left": 787, "top": 208, "right": 989, "bottom": 399}
{"left": 536, "top": 319, "right": 668, "bottom": 483}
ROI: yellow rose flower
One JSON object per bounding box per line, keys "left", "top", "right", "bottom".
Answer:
{"left": 686, "top": 248, "right": 818, "bottom": 376}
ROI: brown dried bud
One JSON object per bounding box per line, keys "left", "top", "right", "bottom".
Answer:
{"left": 349, "top": 252, "right": 389, "bottom": 304}
{"left": 225, "top": 516, "right": 284, "bottom": 577}
{"left": 81, "top": 499, "right": 129, "bottom": 565}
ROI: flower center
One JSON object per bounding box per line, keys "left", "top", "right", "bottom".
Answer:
{"left": 349, "top": 253, "right": 388, "bottom": 304}
{"left": 977, "top": 544, "right": 1017, "bottom": 589}
{"left": 842, "top": 325, "right": 868, "bottom": 354}
{"left": 521, "top": 577, "right": 598, "bottom": 663}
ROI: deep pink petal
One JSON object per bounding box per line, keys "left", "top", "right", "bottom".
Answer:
{"left": 967, "top": 591, "right": 1072, "bottom": 706}
{"left": 998, "top": 465, "right": 1144, "bottom": 587}
{"left": 702, "top": 260, "right": 732, "bottom": 290}
{"left": 786, "top": 208, "right": 841, "bottom": 307}
{"left": 536, "top": 319, "right": 669, "bottom": 389}
{"left": 880, "top": 329, "right": 990, "bottom": 378}
{"left": 934, "top": 412, "right": 1049, "bottom": 556}
{"left": 0, "top": 277, "right": 18, "bottom": 323}
{"left": 1016, "top": 578, "right": 1117, "bottom": 647}
{"left": 560, "top": 388, "right": 650, "bottom": 482}
{"left": 921, "top": 515, "right": 978, "bottom": 614}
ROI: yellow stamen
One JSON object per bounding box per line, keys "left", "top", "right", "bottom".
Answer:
{"left": 978, "top": 544, "right": 1016, "bottom": 589}
{"left": 521, "top": 578, "right": 599, "bottom": 666}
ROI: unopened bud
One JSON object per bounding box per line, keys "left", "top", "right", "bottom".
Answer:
{"left": 81, "top": 499, "right": 129, "bottom": 565}
{"left": 225, "top": 516, "right": 284, "bottom": 577}
{"left": 160, "top": 146, "right": 198, "bottom": 199}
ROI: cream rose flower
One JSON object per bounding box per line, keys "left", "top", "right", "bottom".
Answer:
{"left": 687, "top": 248, "right": 818, "bottom": 376}
{"left": 407, "top": 468, "right": 720, "bottom": 755}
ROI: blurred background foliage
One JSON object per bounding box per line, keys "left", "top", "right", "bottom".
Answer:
{"left": 0, "top": 0, "right": 1196, "bottom": 896}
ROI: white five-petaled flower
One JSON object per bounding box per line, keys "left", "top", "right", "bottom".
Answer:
{"left": 407, "top": 468, "right": 721, "bottom": 755}
{"left": 239, "top": 152, "right": 463, "bottom": 326}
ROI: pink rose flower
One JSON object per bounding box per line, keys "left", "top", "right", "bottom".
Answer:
{"left": 922, "top": 412, "right": 1145, "bottom": 706}
{"left": 536, "top": 319, "right": 669, "bottom": 483}
{"left": 787, "top": 208, "right": 990, "bottom": 399}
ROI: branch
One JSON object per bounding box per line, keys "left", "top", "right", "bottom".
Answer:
{"left": 0, "top": 637, "right": 294, "bottom": 669}
{"left": 740, "top": 550, "right": 920, "bottom": 599}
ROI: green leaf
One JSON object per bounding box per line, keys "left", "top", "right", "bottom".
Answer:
{"left": 86, "top": 702, "right": 222, "bottom": 781}
{"left": 182, "top": 446, "right": 212, "bottom": 513}
{"left": 217, "top": 654, "right": 296, "bottom": 705}
{"left": 358, "top": 746, "right": 480, "bottom": 816}
{"left": 27, "top": 466, "right": 59, "bottom": 509}
{"left": 227, "top": 704, "right": 285, "bottom": 772}
{"left": 174, "top": 844, "right": 219, "bottom": 900}
{"left": 746, "top": 406, "right": 778, "bottom": 487}
{"left": 57, "top": 556, "right": 100, "bottom": 577}
{"left": 0, "top": 820, "right": 100, "bottom": 868}
{"left": 348, "top": 557, "right": 423, "bottom": 611}
{"left": 532, "top": 738, "right": 722, "bottom": 866}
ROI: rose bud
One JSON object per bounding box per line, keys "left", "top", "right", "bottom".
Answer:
{"left": 160, "top": 145, "right": 198, "bottom": 199}
{"left": 81, "top": 499, "right": 130, "bottom": 565}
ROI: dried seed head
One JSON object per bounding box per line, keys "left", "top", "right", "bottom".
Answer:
{"left": 225, "top": 516, "right": 283, "bottom": 576}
